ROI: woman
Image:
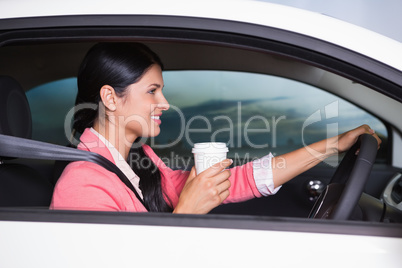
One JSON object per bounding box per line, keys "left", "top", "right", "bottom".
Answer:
{"left": 50, "top": 42, "right": 381, "bottom": 213}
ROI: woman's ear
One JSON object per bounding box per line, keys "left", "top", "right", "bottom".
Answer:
{"left": 99, "top": 85, "right": 117, "bottom": 111}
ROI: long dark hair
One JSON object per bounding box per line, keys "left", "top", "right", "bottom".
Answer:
{"left": 74, "top": 42, "right": 172, "bottom": 212}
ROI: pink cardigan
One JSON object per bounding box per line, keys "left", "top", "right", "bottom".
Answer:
{"left": 50, "top": 129, "right": 262, "bottom": 212}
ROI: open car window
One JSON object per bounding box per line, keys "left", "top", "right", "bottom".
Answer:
{"left": 26, "top": 70, "right": 388, "bottom": 167}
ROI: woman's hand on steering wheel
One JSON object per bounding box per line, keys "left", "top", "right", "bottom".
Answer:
{"left": 335, "top": 124, "right": 381, "bottom": 154}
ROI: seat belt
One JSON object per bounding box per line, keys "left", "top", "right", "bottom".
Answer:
{"left": 0, "top": 133, "right": 147, "bottom": 209}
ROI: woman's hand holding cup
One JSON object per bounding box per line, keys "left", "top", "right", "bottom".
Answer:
{"left": 173, "top": 159, "right": 232, "bottom": 214}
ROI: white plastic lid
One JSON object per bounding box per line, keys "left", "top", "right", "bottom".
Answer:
{"left": 192, "top": 142, "right": 228, "bottom": 153}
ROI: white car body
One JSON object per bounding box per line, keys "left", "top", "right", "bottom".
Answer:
{"left": 1, "top": 219, "right": 401, "bottom": 268}
{"left": 1, "top": 0, "right": 402, "bottom": 70}
{"left": 0, "top": 1, "right": 401, "bottom": 267}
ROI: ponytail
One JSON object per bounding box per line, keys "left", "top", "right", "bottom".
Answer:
{"left": 129, "top": 144, "right": 173, "bottom": 212}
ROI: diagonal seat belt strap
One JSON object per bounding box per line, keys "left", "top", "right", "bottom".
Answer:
{"left": 0, "top": 133, "right": 147, "bottom": 209}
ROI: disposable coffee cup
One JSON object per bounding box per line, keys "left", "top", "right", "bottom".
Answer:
{"left": 192, "top": 142, "right": 229, "bottom": 175}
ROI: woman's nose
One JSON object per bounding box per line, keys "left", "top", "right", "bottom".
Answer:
{"left": 158, "top": 102, "right": 170, "bottom": 111}
{"left": 158, "top": 94, "right": 170, "bottom": 111}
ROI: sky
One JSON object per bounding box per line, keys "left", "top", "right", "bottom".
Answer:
{"left": 259, "top": 0, "right": 402, "bottom": 43}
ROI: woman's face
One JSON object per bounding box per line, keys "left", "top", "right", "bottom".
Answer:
{"left": 115, "top": 64, "right": 169, "bottom": 141}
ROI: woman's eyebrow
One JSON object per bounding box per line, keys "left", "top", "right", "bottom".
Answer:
{"left": 149, "top": 83, "right": 164, "bottom": 89}
{"left": 150, "top": 83, "right": 162, "bottom": 88}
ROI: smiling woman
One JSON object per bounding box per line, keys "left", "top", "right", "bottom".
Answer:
{"left": 47, "top": 41, "right": 381, "bottom": 216}
{"left": 1, "top": 1, "right": 402, "bottom": 266}
{"left": 51, "top": 42, "right": 177, "bottom": 212}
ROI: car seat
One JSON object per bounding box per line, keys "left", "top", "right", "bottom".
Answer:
{"left": 0, "top": 76, "right": 53, "bottom": 207}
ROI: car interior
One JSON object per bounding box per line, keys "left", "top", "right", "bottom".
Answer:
{"left": 0, "top": 75, "right": 53, "bottom": 207}
{"left": 0, "top": 27, "right": 401, "bottom": 222}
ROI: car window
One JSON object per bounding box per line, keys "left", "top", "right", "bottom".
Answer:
{"left": 26, "top": 71, "right": 387, "bottom": 166}
{"left": 151, "top": 71, "right": 387, "bottom": 167}
{"left": 26, "top": 77, "right": 78, "bottom": 145}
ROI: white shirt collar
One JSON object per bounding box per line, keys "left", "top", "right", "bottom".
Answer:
{"left": 89, "top": 127, "right": 143, "bottom": 199}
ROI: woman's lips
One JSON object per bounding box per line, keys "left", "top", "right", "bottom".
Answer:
{"left": 151, "top": 115, "right": 161, "bottom": 125}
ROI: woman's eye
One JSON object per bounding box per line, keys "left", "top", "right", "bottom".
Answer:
{"left": 148, "top": 89, "right": 156, "bottom": 94}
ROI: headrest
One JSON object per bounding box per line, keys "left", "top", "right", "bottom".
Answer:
{"left": 0, "top": 76, "right": 32, "bottom": 139}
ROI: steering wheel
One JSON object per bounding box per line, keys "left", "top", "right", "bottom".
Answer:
{"left": 308, "top": 134, "right": 378, "bottom": 220}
